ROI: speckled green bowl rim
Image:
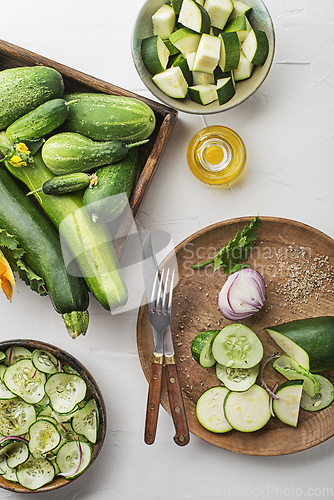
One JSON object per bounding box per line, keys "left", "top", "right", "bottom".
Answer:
{"left": 131, "top": 0, "right": 275, "bottom": 115}
{"left": 0, "top": 339, "right": 107, "bottom": 494}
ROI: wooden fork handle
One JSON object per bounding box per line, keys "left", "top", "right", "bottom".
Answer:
{"left": 144, "top": 354, "right": 163, "bottom": 445}
{"left": 165, "top": 356, "right": 190, "bottom": 446}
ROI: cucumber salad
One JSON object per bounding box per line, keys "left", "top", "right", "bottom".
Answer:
{"left": 191, "top": 218, "right": 334, "bottom": 434}
{"left": 141, "top": 0, "right": 269, "bottom": 106}
{"left": 0, "top": 345, "right": 99, "bottom": 490}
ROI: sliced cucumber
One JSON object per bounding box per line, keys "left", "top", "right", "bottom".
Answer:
{"left": 229, "top": 0, "right": 252, "bottom": 19}
{"left": 0, "top": 398, "right": 36, "bottom": 436}
{"left": 0, "top": 365, "right": 16, "bottom": 400}
{"left": 16, "top": 455, "right": 55, "bottom": 490}
{"left": 219, "top": 31, "right": 240, "bottom": 72}
{"left": 272, "top": 380, "right": 304, "bottom": 427}
{"left": 191, "top": 330, "right": 220, "bottom": 367}
{"left": 152, "top": 3, "right": 176, "bottom": 39}
{"left": 3, "top": 359, "right": 46, "bottom": 404}
{"left": 3, "top": 441, "right": 29, "bottom": 468}
{"left": 0, "top": 352, "right": 5, "bottom": 363}
{"left": 233, "top": 51, "right": 254, "bottom": 81}
{"left": 203, "top": 0, "right": 233, "bottom": 30}
{"left": 31, "top": 349, "right": 58, "bottom": 375}
{"left": 72, "top": 399, "right": 99, "bottom": 444}
{"left": 152, "top": 66, "right": 188, "bottom": 98}
{"left": 5, "top": 346, "right": 31, "bottom": 366}
{"left": 216, "top": 363, "right": 259, "bottom": 391}
{"left": 212, "top": 324, "right": 263, "bottom": 369}
{"left": 273, "top": 355, "right": 320, "bottom": 397}
{"left": 56, "top": 440, "right": 92, "bottom": 479}
{"left": 45, "top": 373, "right": 87, "bottom": 414}
{"left": 196, "top": 386, "right": 233, "bottom": 433}
{"left": 300, "top": 375, "right": 334, "bottom": 412}
{"left": 224, "top": 384, "right": 271, "bottom": 432}
{"left": 192, "top": 70, "right": 215, "bottom": 85}
{"left": 28, "top": 419, "right": 61, "bottom": 458}
{"left": 216, "top": 76, "right": 236, "bottom": 104}
{"left": 188, "top": 84, "right": 218, "bottom": 105}
{"left": 223, "top": 14, "right": 251, "bottom": 42}
{"left": 242, "top": 28, "right": 269, "bottom": 66}
{"left": 169, "top": 28, "right": 201, "bottom": 57}
{"left": 1, "top": 460, "right": 18, "bottom": 482}
{"left": 141, "top": 35, "right": 170, "bottom": 75}
{"left": 193, "top": 33, "right": 221, "bottom": 74}
{"left": 178, "top": 0, "right": 211, "bottom": 34}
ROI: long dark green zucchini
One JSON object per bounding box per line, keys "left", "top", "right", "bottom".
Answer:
{"left": 0, "top": 132, "right": 128, "bottom": 312}
{"left": 0, "top": 164, "right": 89, "bottom": 338}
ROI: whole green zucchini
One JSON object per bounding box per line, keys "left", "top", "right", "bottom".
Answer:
{"left": 6, "top": 98, "right": 71, "bottom": 143}
{"left": 0, "top": 164, "right": 89, "bottom": 339}
{"left": 0, "top": 66, "right": 64, "bottom": 129}
{"left": 83, "top": 147, "right": 141, "bottom": 223}
{"left": 266, "top": 316, "right": 334, "bottom": 373}
{"left": 0, "top": 132, "right": 128, "bottom": 312}
{"left": 63, "top": 92, "right": 156, "bottom": 143}
{"left": 41, "top": 132, "right": 145, "bottom": 175}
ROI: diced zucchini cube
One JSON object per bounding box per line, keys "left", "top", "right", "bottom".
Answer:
{"left": 188, "top": 84, "right": 218, "bottom": 105}
{"left": 192, "top": 71, "right": 215, "bottom": 85}
{"left": 223, "top": 14, "right": 252, "bottom": 42}
{"left": 152, "top": 4, "right": 176, "bottom": 40}
{"left": 193, "top": 33, "right": 221, "bottom": 74}
{"left": 219, "top": 31, "right": 240, "bottom": 72}
{"left": 178, "top": 0, "right": 211, "bottom": 34}
{"left": 141, "top": 35, "right": 170, "bottom": 76}
{"left": 242, "top": 28, "right": 269, "bottom": 66}
{"left": 216, "top": 76, "right": 235, "bottom": 105}
{"left": 229, "top": 0, "right": 252, "bottom": 19}
{"left": 233, "top": 51, "right": 254, "bottom": 80}
{"left": 152, "top": 66, "right": 188, "bottom": 98}
{"left": 169, "top": 28, "right": 201, "bottom": 57}
{"left": 203, "top": 0, "right": 234, "bottom": 30}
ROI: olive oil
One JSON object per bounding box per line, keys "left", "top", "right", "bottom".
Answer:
{"left": 187, "top": 125, "right": 246, "bottom": 185}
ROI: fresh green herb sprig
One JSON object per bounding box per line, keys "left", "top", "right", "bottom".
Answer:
{"left": 192, "top": 216, "right": 261, "bottom": 275}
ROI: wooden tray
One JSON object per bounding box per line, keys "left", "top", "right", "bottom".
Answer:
{"left": 137, "top": 216, "right": 334, "bottom": 455}
{"left": 0, "top": 39, "right": 178, "bottom": 256}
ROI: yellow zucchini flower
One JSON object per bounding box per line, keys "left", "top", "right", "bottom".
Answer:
{"left": 8, "top": 155, "right": 27, "bottom": 168}
{"left": 0, "top": 249, "right": 16, "bottom": 302}
{"left": 16, "top": 143, "right": 30, "bottom": 155}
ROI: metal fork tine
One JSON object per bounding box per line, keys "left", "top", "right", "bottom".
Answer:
{"left": 167, "top": 269, "right": 175, "bottom": 312}
{"left": 150, "top": 269, "right": 159, "bottom": 306}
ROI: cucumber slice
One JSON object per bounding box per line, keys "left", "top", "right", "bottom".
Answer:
{"left": 196, "top": 387, "right": 233, "bottom": 433}
{"left": 3, "top": 441, "right": 29, "bottom": 468}
{"left": 152, "top": 66, "right": 188, "bottom": 98}
{"left": 216, "top": 76, "right": 236, "bottom": 104}
{"left": 300, "top": 375, "right": 334, "bottom": 412}
{"left": 216, "top": 363, "right": 259, "bottom": 391}
{"left": 1, "top": 460, "right": 18, "bottom": 482}
{"left": 141, "top": 35, "right": 170, "bottom": 75}
{"left": 192, "top": 33, "right": 221, "bottom": 74}
{"left": 31, "top": 349, "right": 58, "bottom": 375}
{"left": 5, "top": 346, "right": 31, "bottom": 366}
{"left": 223, "top": 14, "right": 251, "bottom": 42}
{"left": 191, "top": 330, "right": 220, "bottom": 367}
{"left": 273, "top": 355, "right": 320, "bottom": 397}
{"left": 229, "top": 0, "right": 252, "bottom": 19}
{"left": 16, "top": 456, "right": 55, "bottom": 490}
{"left": 233, "top": 51, "right": 254, "bottom": 81}
{"left": 224, "top": 384, "right": 271, "bottom": 432}
{"left": 152, "top": 3, "right": 176, "bottom": 40}
{"left": 272, "top": 380, "right": 304, "bottom": 427}
{"left": 3, "top": 359, "right": 46, "bottom": 404}
{"left": 171, "top": 54, "right": 193, "bottom": 86}
{"left": 192, "top": 71, "right": 215, "bottom": 85}
{"left": 28, "top": 419, "right": 61, "bottom": 458}
{"left": 45, "top": 373, "right": 87, "bottom": 414}
{"left": 212, "top": 324, "right": 263, "bottom": 369}
{"left": 72, "top": 399, "right": 99, "bottom": 444}
{"left": 169, "top": 28, "right": 201, "bottom": 57}
{"left": 56, "top": 440, "right": 92, "bottom": 479}
{"left": 242, "top": 29, "right": 269, "bottom": 66}
{"left": 0, "top": 365, "right": 16, "bottom": 400}
{"left": 203, "top": 0, "right": 233, "bottom": 30}
{"left": 219, "top": 31, "right": 240, "bottom": 72}
{"left": 178, "top": 0, "right": 211, "bottom": 34}
{"left": 188, "top": 84, "right": 218, "bottom": 105}
{"left": 0, "top": 398, "right": 36, "bottom": 436}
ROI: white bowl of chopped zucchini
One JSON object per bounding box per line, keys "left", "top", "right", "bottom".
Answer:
{"left": 131, "top": 0, "right": 275, "bottom": 114}
{"left": 0, "top": 339, "right": 106, "bottom": 493}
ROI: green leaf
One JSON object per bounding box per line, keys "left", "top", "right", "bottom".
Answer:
{"left": 192, "top": 216, "right": 261, "bottom": 274}
{"left": 0, "top": 228, "right": 47, "bottom": 296}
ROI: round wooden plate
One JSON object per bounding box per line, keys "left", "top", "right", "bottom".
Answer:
{"left": 137, "top": 216, "right": 334, "bottom": 455}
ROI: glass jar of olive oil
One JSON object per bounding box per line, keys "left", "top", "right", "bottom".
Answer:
{"left": 187, "top": 125, "right": 247, "bottom": 185}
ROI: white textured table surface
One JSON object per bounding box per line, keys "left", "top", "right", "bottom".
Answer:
{"left": 1, "top": 1, "right": 334, "bottom": 499}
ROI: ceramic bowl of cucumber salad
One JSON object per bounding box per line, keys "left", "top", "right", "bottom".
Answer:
{"left": 132, "top": 0, "right": 275, "bottom": 114}
{"left": 0, "top": 339, "right": 106, "bottom": 493}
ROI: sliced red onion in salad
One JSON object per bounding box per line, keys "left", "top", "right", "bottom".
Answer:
{"left": 218, "top": 268, "right": 266, "bottom": 320}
